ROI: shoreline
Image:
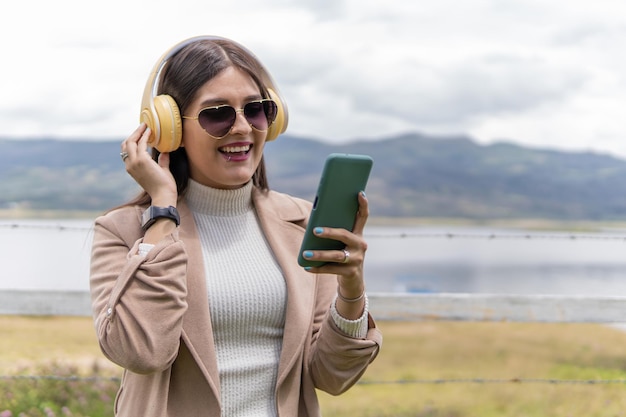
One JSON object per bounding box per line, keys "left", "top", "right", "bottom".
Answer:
{"left": 4, "top": 209, "right": 626, "bottom": 232}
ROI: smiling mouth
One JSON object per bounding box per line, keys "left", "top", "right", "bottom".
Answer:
{"left": 218, "top": 144, "right": 252, "bottom": 156}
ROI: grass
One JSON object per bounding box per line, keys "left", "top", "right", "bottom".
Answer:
{"left": 0, "top": 316, "right": 114, "bottom": 374}
{"left": 0, "top": 316, "right": 120, "bottom": 417}
{"left": 3, "top": 316, "right": 626, "bottom": 416}
{"left": 319, "top": 321, "right": 626, "bottom": 416}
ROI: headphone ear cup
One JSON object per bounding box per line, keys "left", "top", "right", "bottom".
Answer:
{"left": 265, "top": 88, "right": 288, "bottom": 142}
{"left": 141, "top": 94, "right": 182, "bottom": 153}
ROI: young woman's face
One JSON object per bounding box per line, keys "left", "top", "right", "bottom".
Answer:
{"left": 181, "top": 66, "right": 268, "bottom": 189}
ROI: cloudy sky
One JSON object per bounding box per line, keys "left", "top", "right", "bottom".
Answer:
{"left": 2, "top": 0, "right": 626, "bottom": 157}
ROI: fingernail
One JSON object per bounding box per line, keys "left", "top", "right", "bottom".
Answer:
{"left": 314, "top": 227, "right": 323, "bottom": 235}
{"left": 303, "top": 251, "right": 313, "bottom": 259}
{"left": 360, "top": 191, "right": 366, "bottom": 197}
{"left": 304, "top": 266, "right": 312, "bottom": 271}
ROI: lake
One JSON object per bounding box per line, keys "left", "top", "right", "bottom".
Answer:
{"left": 2, "top": 219, "right": 626, "bottom": 296}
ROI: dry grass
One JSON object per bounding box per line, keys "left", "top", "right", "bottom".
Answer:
{"left": 0, "top": 315, "right": 117, "bottom": 374}
{"left": 4, "top": 316, "right": 626, "bottom": 416}
{"left": 319, "top": 320, "right": 626, "bottom": 416}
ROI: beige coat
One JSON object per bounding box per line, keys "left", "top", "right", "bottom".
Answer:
{"left": 90, "top": 187, "right": 382, "bottom": 417}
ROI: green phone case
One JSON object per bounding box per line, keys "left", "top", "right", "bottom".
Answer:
{"left": 297, "top": 153, "right": 373, "bottom": 267}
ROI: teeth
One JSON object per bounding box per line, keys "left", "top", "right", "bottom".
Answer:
{"left": 221, "top": 145, "right": 250, "bottom": 153}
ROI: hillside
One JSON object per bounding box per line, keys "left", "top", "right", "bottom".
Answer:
{"left": 2, "top": 133, "right": 626, "bottom": 220}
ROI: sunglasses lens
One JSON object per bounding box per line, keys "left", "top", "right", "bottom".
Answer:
{"left": 244, "top": 100, "right": 278, "bottom": 131}
{"left": 197, "top": 106, "right": 236, "bottom": 138}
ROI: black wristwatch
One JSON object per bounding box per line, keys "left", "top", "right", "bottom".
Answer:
{"left": 141, "top": 206, "right": 180, "bottom": 231}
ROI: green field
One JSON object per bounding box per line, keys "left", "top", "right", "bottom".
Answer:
{"left": 3, "top": 316, "right": 626, "bottom": 416}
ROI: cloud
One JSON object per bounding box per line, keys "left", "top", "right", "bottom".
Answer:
{"left": 1, "top": 0, "right": 626, "bottom": 158}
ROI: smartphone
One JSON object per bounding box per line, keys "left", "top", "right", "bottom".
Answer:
{"left": 297, "top": 153, "right": 373, "bottom": 267}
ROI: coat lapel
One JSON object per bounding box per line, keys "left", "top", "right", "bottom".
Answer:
{"left": 176, "top": 200, "right": 222, "bottom": 399}
{"left": 252, "top": 188, "right": 315, "bottom": 385}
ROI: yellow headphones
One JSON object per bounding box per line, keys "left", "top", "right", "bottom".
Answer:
{"left": 140, "top": 36, "right": 289, "bottom": 153}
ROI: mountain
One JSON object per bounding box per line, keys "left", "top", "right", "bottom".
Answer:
{"left": 2, "top": 133, "right": 626, "bottom": 220}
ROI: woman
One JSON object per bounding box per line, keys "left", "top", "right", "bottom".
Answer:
{"left": 89, "top": 35, "right": 381, "bottom": 417}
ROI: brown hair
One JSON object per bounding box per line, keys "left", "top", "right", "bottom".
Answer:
{"left": 125, "top": 38, "right": 271, "bottom": 208}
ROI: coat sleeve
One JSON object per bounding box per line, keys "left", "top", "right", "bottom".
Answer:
{"left": 308, "top": 275, "right": 382, "bottom": 395}
{"left": 89, "top": 209, "right": 189, "bottom": 374}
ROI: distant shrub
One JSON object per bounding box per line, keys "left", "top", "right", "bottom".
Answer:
{"left": 0, "top": 362, "right": 119, "bottom": 417}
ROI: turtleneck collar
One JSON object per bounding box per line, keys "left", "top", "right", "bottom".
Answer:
{"left": 184, "top": 179, "right": 253, "bottom": 217}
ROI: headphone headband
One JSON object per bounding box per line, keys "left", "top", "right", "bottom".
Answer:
{"left": 140, "top": 36, "right": 288, "bottom": 152}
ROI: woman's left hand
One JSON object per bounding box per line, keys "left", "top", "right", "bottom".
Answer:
{"left": 302, "top": 191, "right": 369, "bottom": 319}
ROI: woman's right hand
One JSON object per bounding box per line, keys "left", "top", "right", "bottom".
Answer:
{"left": 121, "top": 123, "right": 178, "bottom": 207}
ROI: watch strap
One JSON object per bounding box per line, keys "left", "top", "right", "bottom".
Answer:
{"left": 141, "top": 205, "right": 180, "bottom": 231}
